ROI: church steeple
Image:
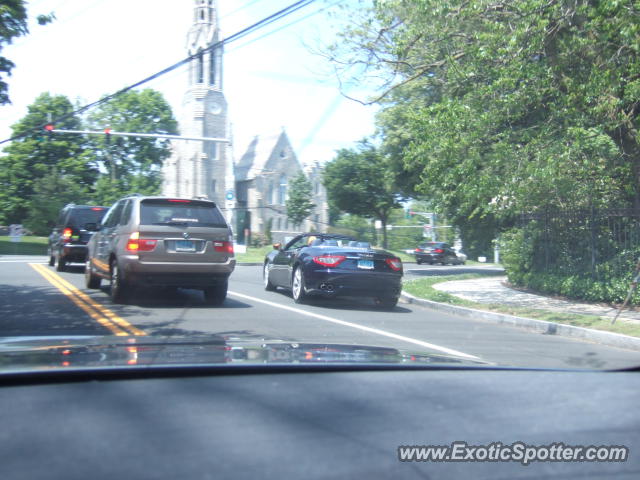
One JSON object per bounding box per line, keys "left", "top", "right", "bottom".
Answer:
{"left": 187, "top": 0, "right": 222, "bottom": 89}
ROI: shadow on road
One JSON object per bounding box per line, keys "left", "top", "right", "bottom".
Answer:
{"left": 0, "top": 283, "right": 109, "bottom": 336}
{"left": 267, "top": 288, "right": 413, "bottom": 313}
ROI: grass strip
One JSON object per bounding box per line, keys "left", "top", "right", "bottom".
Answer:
{"left": 403, "top": 273, "right": 640, "bottom": 338}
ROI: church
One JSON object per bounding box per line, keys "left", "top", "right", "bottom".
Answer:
{"left": 162, "top": 0, "right": 329, "bottom": 244}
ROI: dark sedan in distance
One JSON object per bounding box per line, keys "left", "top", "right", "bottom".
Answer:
{"left": 414, "top": 241, "right": 463, "bottom": 265}
{"left": 263, "top": 233, "right": 403, "bottom": 308}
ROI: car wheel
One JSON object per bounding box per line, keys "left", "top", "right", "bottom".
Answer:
{"left": 204, "top": 281, "right": 227, "bottom": 306}
{"left": 416, "top": 258, "right": 422, "bottom": 265}
{"left": 291, "top": 266, "right": 307, "bottom": 304}
{"left": 110, "top": 260, "right": 129, "bottom": 304}
{"left": 85, "top": 261, "right": 101, "bottom": 289}
{"left": 56, "top": 255, "right": 66, "bottom": 272}
{"left": 263, "top": 262, "right": 276, "bottom": 291}
{"left": 375, "top": 297, "right": 398, "bottom": 309}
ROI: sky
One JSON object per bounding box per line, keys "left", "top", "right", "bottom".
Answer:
{"left": 0, "top": 0, "right": 378, "bottom": 165}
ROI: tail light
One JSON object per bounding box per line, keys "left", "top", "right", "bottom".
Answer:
{"left": 126, "top": 232, "right": 157, "bottom": 252}
{"left": 213, "top": 241, "right": 234, "bottom": 254}
{"left": 62, "top": 228, "right": 73, "bottom": 242}
{"left": 414, "top": 248, "right": 421, "bottom": 252}
{"left": 313, "top": 254, "right": 346, "bottom": 267}
{"left": 385, "top": 257, "right": 402, "bottom": 271}
{"left": 434, "top": 248, "right": 444, "bottom": 253}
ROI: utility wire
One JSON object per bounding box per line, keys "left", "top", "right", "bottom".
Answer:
{"left": 0, "top": 0, "right": 317, "bottom": 146}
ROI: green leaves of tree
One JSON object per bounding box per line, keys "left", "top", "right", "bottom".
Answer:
{"left": 286, "top": 172, "right": 315, "bottom": 228}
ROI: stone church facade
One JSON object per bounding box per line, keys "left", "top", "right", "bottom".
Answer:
{"left": 162, "top": 0, "right": 329, "bottom": 244}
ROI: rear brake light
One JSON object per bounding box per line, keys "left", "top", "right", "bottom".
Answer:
{"left": 126, "top": 232, "right": 157, "bottom": 252}
{"left": 415, "top": 248, "right": 421, "bottom": 252}
{"left": 313, "top": 254, "right": 346, "bottom": 267}
{"left": 213, "top": 241, "right": 233, "bottom": 254}
{"left": 62, "top": 228, "right": 73, "bottom": 241}
{"left": 91, "top": 207, "right": 105, "bottom": 211}
{"left": 385, "top": 258, "right": 402, "bottom": 271}
{"left": 434, "top": 248, "right": 444, "bottom": 253}
{"left": 168, "top": 199, "right": 191, "bottom": 203}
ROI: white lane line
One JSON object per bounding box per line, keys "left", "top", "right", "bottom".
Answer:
{"left": 228, "top": 290, "right": 481, "bottom": 361}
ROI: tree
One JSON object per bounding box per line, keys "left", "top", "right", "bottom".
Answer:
{"left": 322, "top": 140, "right": 401, "bottom": 248}
{"left": 0, "top": 1, "right": 54, "bottom": 105}
{"left": 87, "top": 89, "right": 177, "bottom": 204}
{"left": 327, "top": 0, "right": 639, "bottom": 248}
{"left": 0, "top": 93, "right": 96, "bottom": 225}
{"left": 286, "top": 171, "right": 315, "bottom": 228}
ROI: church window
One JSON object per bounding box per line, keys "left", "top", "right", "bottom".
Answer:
{"left": 200, "top": 10, "right": 205, "bottom": 21}
{"left": 211, "top": 180, "right": 216, "bottom": 193}
{"left": 278, "top": 175, "right": 287, "bottom": 205}
{"left": 197, "top": 49, "right": 204, "bottom": 83}
{"left": 209, "top": 51, "right": 216, "bottom": 85}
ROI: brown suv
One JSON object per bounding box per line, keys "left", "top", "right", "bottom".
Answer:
{"left": 85, "top": 195, "right": 235, "bottom": 305}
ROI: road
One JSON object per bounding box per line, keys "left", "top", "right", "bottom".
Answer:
{"left": 1, "top": 255, "right": 639, "bottom": 369}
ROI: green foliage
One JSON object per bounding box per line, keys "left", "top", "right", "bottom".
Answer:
{"left": 285, "top": 172, "right": 315, "bottom": 227}
{"left": 329, "top": 0, "right": 640, "bottom": 297}
{"left": 23, "top": 172, "right": 88, "bottom": 235}
{"left": 88, "top": 89, "right": 177, "bottom": 204}
{"left": 0, "top": 93, "right": 96, "bottom": 225}
{"left": 332, "top": 214, "right": 377, "bottom": 244}
{"left": 322, "top": 140, "right": 401, "bottom": 248}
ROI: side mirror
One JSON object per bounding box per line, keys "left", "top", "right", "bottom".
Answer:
{"left": 84, "top": 222, "right": 99, "bottom": 232}
{"left": 273, "top": 243, "right": 282, "bottom": 251}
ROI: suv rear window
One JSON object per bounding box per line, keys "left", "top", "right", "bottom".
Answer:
{"left": 67, "top": 207, "right": 107, "bottom": 227}
{"left": 140, "top": 199, "right": 227, "bottom": 228}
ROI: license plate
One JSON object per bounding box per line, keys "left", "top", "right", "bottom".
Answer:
{"left": 175, "top": 240, "right": 195, "bottom": 252}
{"left": 357, "top": 259, "right": 374, "bottom": 269}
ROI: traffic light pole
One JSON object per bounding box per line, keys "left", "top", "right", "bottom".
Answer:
{"left": 45, "top": 128, "right": 229, "bottom": 144}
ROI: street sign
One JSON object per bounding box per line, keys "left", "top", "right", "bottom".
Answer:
{"left": 9, "top": 224, "right": 25, "bottom": 242}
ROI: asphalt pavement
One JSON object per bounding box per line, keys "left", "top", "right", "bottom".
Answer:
{"left": 1, "top": 255, "right": 639, "bottom": 369}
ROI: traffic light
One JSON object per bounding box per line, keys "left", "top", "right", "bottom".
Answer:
{"left": 104, "top": 128, "right": 111, "bottom": 144}
{"left": 44, "top": 124, "right": 54, "bottom": 141}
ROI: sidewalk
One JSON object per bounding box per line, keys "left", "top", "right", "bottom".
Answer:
{"left": 431, "top": 276, "right": 640, "bottom": 324}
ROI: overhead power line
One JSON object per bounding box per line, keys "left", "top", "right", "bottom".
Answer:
{"left": 0, "top": 0, "right": 317, "bottom": 146}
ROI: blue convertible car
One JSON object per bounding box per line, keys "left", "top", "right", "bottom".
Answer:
{"left": 263, "top": 233, "right": 403, "bottom": 308}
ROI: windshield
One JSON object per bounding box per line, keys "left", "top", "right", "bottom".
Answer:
{"left": 0, "top": 0, "right": 639, "bottom": 379}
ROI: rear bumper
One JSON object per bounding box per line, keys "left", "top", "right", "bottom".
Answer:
{"left": 304, "top": 269, "right": 402, "bottom": 299}
{"left": 415, "top": 253, "right": 443, "bottom": 263}
{"left": 121, "top": 255, "right": 236, "bottom": 288}
{"left": 60, "top": 244, "right": 88, "bottom": 263}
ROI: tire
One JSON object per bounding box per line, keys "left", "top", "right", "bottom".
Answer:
{"left": 375, "top": 297, "right": 398, "bottom": 309}
{"left": 416, "top": 258, "right": 422, "bottom": 265}
{"left": 204, "top": 281, "right": 227, "bottom": 306}
{"left": 110, "top": 260, "right": 129, "bottom": 304}
{"left": 56, "top": 255, "right": 66, "bottom": 272}
{"left": 291, "top": 266, "right": 307, "bottom": 304}
{"left": 263, "top": 262, "right": 276, "bottom": 291}
{"left": 85, "top": 261, "right": 101, "bottom": 289}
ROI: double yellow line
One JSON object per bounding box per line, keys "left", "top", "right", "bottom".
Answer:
{"left": 30, "top": 263, "right": 146, "bottom": 336}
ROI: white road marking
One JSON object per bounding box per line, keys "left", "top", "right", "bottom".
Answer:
{"left": 228, "top": 290, "right": 481, "bottom": 361}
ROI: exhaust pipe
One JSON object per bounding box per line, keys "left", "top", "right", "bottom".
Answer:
{"left": 319, "top": 283, "right": 334, "bottom": 292}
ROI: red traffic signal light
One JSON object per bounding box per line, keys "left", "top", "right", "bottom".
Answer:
{"left": 44, "top": 124, "right": 54, "bottom": 131}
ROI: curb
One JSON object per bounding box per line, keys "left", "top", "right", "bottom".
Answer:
{"left": 401, "top": 291, "right": 640, "bottom": 353}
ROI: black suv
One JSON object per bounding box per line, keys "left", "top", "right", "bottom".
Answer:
{"left": 48, "top": 204, "right": 108, "bottom": 272}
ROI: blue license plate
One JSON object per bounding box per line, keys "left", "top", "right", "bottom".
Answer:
{"left": 175, "top": 240, "right": 195, "bottom": 252}
{"left": 357, "top": 259, "right": 374, "bottom": 269}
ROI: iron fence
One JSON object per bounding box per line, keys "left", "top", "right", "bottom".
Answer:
{"left": 518, "top": 208, "right": 640, "bottom": 279}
